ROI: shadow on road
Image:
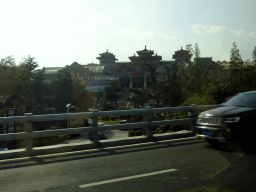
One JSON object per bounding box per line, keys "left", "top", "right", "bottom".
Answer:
{"left": 205, "top": 140, "right": 256, "bottom": 155}
{"left": 202, "top": 153, "right": 256, "bottom": 192}
{"left": 0, "top": 138, "right": 205, "bottom": 170}
{"left": 185, "top": 140, "right": 256, "bottom": 192}
{"left": 179, "top": 141, "right": 256, "bottom": 192}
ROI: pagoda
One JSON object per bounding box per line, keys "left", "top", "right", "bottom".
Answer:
{"left": 172, "top": 47, "right": 192, "bottom": 63}
{"left": 128, "top": 46, "right": 162, "bottom": 64}
{"left": 96, "top": 49, "right": 120, "bottom": 75}
{"left": 96, "top": 49, "right": 118, "bottom": 65}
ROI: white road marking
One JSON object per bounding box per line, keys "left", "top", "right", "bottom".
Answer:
{"left": 79, "top": 168, "right": 178, "bottom": 188}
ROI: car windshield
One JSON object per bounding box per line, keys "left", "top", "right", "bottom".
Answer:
{"left": 223, "top": 92, "right": 256, "bottom": 108}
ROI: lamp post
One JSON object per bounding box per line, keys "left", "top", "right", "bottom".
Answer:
{"left": 66, "top": 103, "right": 75, "bottom": 128}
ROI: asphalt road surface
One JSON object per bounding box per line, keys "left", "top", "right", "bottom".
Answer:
{"left": 1, "top": 137, "right": 256, "bottom": 192}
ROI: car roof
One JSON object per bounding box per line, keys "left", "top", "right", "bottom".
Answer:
{"left": 238, "top": 90, "right": 256, "bottom": 95}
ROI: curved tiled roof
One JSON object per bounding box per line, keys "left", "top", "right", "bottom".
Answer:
{"left": 136, "top": 45, "right": 154, "bottom": 55}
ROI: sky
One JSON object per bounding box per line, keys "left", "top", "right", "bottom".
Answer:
{"left": 0, "top": 0, "right": 256, "bottom": 68}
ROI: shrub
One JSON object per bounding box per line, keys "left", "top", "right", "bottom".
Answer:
{"left": 153, "top": 127, "right": 164, "bottom": 134}
{"left": 170, "top": 124, "right": 187, "bottom": 132}
{"left": 180, "top": 93, "right": 215, "bottom": 106}
{"left": 110, "top": 116, "right": 116, "bottom": 121}
{"left": 128, "top": 129, "right": 143, "bottom": 137}
{"left": 135, "top": 130, "right": 143, "bottom": 136}
{"left": 128, "top": 115, "right": 143, "bottom": 123}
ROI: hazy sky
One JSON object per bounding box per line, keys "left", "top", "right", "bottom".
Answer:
{"left": 1, "top": 0, "right": 256, "bottom": 68}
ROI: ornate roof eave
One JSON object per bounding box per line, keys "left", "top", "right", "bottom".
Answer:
{"left": 137, "top": 50, "right": 154, "bottom": 55}
{"left": 136, "top": 45, "right": 154, "bottom": 55}
{"left": 96, "top": 56, "right": 118, "bottom": 60}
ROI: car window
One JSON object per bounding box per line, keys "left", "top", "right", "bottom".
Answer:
{"left": 223, "top": 93, "right": 256, "bottom": 108}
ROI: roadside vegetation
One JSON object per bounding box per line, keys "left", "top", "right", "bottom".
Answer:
{"left": 1, "top": 42, "right": 256, "bottom": 145}
{"left": 124, "top": 43, "right": 256, "bottom": 136}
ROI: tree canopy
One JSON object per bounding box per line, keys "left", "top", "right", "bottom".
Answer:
{"left": 50, "top": 68, "right": 74, "bottom": 113}
{"left": 103, "top": 81, "right": 122, "bottom": 110}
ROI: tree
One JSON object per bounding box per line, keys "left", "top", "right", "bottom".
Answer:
{"left": 0, "top": 56, "right": 18, "bottom": 96}
{"left": 143, "top": 63, "right": 160, "bottom": 107}
{"left": 202, "top": 42, "right": 256, "bottom": 103}
{"left": 0, "top": 56, "right": 16, "bottom": 67}
{"left": 185, "top": 44, "right": 193, "bottom": 63}
{"left": 50, "top": 68, "right": 74, "bottom": 113}
{"left": 158, "top": 63, "right": 182, "bottom": 107}
{"left": 127, "top": 62, "right": 182, "bottom": 108}
{"left": 18, "top": 56, "right": 39, "bottom": 112}
{"left": 0, "top": 64, "right": 21, "bottom": 109}
{"left": 252, "top": 46, "right": 256, "bottom": 65}
{"left": 73, "top": 78, "right": 94, "bottom": 112}
{"left": 127, "top": 88, "right": 152, "bottom": 108}
{"left": 31, "top": 70, "right": 47, "bottom": 106}
{"left": 194, "top": 43, "right": 201, "bottom": 63}
{"left": 21, "top": 55, "right": 38, "bottom": 73}
{"left": 103, "top": 81, "right": 121, "bottom": 110}
{"left": 229, "top": 42, "right": 243, "bottom": 93}
{"left": 176, "top": 59, "right": 213, "bottom": 99}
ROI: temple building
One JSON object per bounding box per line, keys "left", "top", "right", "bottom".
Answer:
{"left": 96, "top": 49, "right": 118, "bottom": 65}
{"left": 172, "top": 47, "right": 192, "bottom": 63}
{"left": 42, "top": 46, "right": 223, "bottom": 94}
{"left": 42, "top": 46, "right": 173, "bottom": 91}
{"left": 128, "top": 45, "right": 162, "bottom": 64}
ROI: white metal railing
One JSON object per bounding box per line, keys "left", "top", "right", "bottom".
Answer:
{"left": 0, "top": 104, "right": 220, "bottom": 158}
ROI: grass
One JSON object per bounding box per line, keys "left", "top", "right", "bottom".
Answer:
{"left": 103, "top": 120, "right": 120, "bottom": 125}
{"left": 70, "top": 118, "right": 83, "bottom": 128}
{"left": 69, "top": 118, "right": 120, "bottom": 127}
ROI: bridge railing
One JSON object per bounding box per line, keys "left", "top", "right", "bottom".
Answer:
{"left": 0, "top": 104, "right": 220, "bottom": 159}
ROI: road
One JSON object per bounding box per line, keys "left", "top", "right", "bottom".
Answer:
{"left": 1, "top": 137, "right": 256, "bottom": 192}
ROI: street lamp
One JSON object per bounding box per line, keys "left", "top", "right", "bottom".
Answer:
{"left": 66, "top": 103, "right": 71, "bottom": 113}
{"left": 66, "top": 103, "right": 75, "bottom": 128}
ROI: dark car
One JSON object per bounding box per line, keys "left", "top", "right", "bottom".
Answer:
{"left": 196, "top": 91, "right": 256, "bottom": 144}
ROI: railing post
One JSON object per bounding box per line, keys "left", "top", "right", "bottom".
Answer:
{"left": 89, "top": 109, "right": 99, "bottom": 144}
{"left": 143, "top": 106, "right": 153, "bottom": 138}
{"left": 24, "top": 113, "right": 33, "bottom": 155}
{"left": 187, "top": 104, "right": 197, "bottom": 133}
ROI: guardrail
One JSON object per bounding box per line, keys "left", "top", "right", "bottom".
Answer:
{"left": 0, "top": 104, "right": 220, "bottom": 159}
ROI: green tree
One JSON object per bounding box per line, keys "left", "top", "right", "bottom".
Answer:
{"left": 127, "top": 88, "right": 152, "bottom": 108}
{"left": 229, "top": 42, "right": 243, "bottom": 94}
{"left": 18, "top": 56, "right": 39, "bottom": 112}
{"left": 176, "top": 60, "right": 213, "bottom": 99}
{"left": 73, "top": 78, "right": 94, "bottom": 112}
{"left": 185, "top": 44, "right": 193, "bottom": 63}
{"left": 103, "top": 81, "right": 122, "bottom": 110}
{"left": 0, "top": 55, "right": 44, "bottom": 112}
{"left": 0, "top": 57, "right": 19, "bottom": 96}
{"left": 201, "top": 43, "right": 256, "bottom": 103}
{"left": 143, "top": 63, "right": 160, "bottom": 107}
{"left": 176, "top": 42, "right": 209, "bottom": 98}
{"left": 50, "top": 68, "right": 74, "bottom": 113}
{"left": 31, "top": 70, "right": 46, "bottom": 106}
{"left": 252, "top": 46, "right": 256, "bottom": 65}
{"left": 128, "top": 62, "right": 182, "bottom": 108}
{"left": 0, "top": 56, "right": 16, "bottom": 67}
{"left": 158, "top": 63, "right": 181, "bottom": 107}
{"left": 0, "top": 61, "right": 21, "bottom": 108}
{"left": 194, "top": 43, "right": 201, "bottom": 63}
